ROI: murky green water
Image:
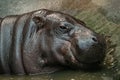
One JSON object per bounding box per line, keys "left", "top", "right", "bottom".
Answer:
{"left": 0, "top": 70, "right": 115, "bottom": 80}
{"left": 0, "top": 0, "right": 120, "bottom": 80}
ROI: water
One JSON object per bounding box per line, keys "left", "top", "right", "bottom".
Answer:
{"left": 0, "top": 0, "right": 120, "bottom": 80}
{"left": 0, "top": 70, "right": 115, "bottom": 80}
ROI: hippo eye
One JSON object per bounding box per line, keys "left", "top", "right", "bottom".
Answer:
{"left": 60, "top": 26, "right": 69, "bottom": 30}
{"left": 56, "top": 22, "right": 73, "bottom": 34}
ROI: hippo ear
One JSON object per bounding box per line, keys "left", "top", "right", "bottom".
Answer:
{"left": 32, "top": 15, "right": 46, "bottom": 29}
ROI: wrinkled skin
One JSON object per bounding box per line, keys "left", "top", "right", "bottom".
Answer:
{"left": 0, "top": 9, "right": 106, "bottom": 75}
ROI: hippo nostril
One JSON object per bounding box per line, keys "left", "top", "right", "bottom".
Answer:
{"left": 92, "top": 37, "right": 98, "bottom": 42}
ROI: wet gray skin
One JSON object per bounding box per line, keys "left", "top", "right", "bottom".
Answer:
{"left": 0, "top": 9, "right": 106, "bottom": 75}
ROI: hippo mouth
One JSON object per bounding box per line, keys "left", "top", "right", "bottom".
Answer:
{"left": 75, "top": 56, "right": 103, "bottom": 70}
{"left": 71, "top": 54, "right": 104, "bottom": 70}
{"left": 69, "top": 41, "right": 106, "bottom": 70}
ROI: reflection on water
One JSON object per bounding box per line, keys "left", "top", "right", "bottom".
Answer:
{"left": 0, "top": 70, "right": 114, "bottom": 80}
{"left": 0, "top": 0, "right": 120, "bottom": 80}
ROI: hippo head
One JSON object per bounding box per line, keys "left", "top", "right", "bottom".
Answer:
{"left": 25, "top": 9, "right": 106, "bottom": 72}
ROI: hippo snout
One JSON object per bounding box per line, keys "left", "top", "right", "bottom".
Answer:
{"left": 75, "top": 31, "right": 106, "bottom": 65}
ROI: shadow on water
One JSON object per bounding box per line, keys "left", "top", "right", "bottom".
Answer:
{"left": 0, "top": 70, "right": 113, "bottom": 80}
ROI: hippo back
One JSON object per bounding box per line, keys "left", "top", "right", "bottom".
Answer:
{"left": 0, "top": 13, "right": 33, "bottom": 74}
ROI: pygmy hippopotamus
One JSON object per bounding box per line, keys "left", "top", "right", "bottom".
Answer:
{"left": 0, "top": 9, "right": 106, "bottom": 75}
